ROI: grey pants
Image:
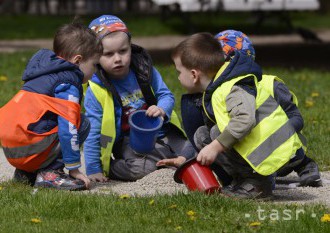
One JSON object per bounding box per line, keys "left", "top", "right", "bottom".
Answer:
{"left": 109, "top": 127, "right": 190, "bottom": 181}
{"left": 194, "top": 125, "right": 271, "bottom": 187}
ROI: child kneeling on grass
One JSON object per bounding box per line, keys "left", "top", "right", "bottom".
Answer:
{"left": 159, "top": 32, "right": 305, "bottom": 199}
{"left": 0, "top": 23, "right": 103, "bottom": 191}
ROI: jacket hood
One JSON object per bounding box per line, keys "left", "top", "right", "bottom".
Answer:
{"left": 22, "top": 49, "right": 80, "bottom": 82}
{"left": 215, "top": 50, "right": 262, "bottom": 85}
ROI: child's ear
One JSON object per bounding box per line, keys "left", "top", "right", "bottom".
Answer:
{"left": 71, "top": 55, "right": 83, "bottom": 65}
{"left": 191, "top": 69, "right": 200, "bottom": 84}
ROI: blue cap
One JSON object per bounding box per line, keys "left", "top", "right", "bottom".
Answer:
{"left": 215, "top": 30, "right": 255, "bottom": 60}
{"left": 89, "top": 15, "right": 130, "bottom": 39}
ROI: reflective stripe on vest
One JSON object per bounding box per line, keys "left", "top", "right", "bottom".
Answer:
{"left": 0, "top": 90, "right": 80, "bottom": 172}
{"left": 211, "top": 74, "right": 303, "bottom": 175}
{"left": 89, "top": 80, "right": 186, "bottom": 176}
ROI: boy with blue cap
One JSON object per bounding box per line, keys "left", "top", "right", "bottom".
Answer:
{"left": 84, "top": 15, "right": 193, "bottom": 182}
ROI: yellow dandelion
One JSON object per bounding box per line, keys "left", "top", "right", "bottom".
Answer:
{"left": 149, "top": 199, "right": 155, "bottom": 205}
{"left": 249, "top": 221, "right": 261, "bottom": 227}
{"left": 189, "top": 216, "right": 196, "bottom": 221}
{"left": 321, "top": 214, "right": 330, "bottom": 222}
{"left": 0, "top": 186, "right": 3, "bottom": 191}
{"left": 31, "top": 218, "right": 42, "bottom": 223}
{"left": 169, "top": 204, "right": 177, "bottom": 209}
{"left": 174, "top": 226, "right": 182, "bottom": 231}
{"left": 119, "top": 194, "right": 130, "bottom": 199}
{"left": 0, "top": 75, "right": 8, "bottom": 81}
{"left": 311, "top": 92, "right": 320, "bottom": 97}
{"left": 186, "top": 210, "right": 196, "bottom": 216}
{"left": 305, "top": 100, "right": 314, "bottom": 108}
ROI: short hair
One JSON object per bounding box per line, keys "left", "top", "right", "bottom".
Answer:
{"left": 53, "top": 23, "right": 103, "bottom": 61}
{"left": 172, "top": 32, "right": 225, "bottom": 77}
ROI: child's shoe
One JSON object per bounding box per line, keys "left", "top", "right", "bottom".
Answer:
{"left": 221, "top": 179, "right": 273, "bottom": 200}
{"left": 296, "top": 160, "right": 322, "bottom": 187}
{"left": 13, "top": 169, "right": 37, "bottom": 186}
{"left": 34, "top": 169, "right": 86, "bottom": 191}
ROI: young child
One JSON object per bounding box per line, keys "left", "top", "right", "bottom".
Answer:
{"left": 0, "top": 23, "right": 103, "bottom": 190}
{"left": 83, "top": 15, "right": 193, "bottom": 182}
{"left": 213, "top": 29, "right": 321, "bottom": 187}
{"left": 169, "top": 32, "right": 305, "bottom": 199}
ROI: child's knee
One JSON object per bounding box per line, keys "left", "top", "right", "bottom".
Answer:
{"left": 194, "top": 125, "right": 211, "bottom": 149}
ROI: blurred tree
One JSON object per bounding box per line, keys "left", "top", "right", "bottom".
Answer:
{"left": 319, "top": 0, "right": 330, "bottom": 14}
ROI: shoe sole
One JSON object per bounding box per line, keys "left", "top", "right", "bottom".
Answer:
{"left": 34, "top": 181, "right": 86, "bottom": 191}
{"left": 300, "top": 178, "right": 323, "bottom": 187}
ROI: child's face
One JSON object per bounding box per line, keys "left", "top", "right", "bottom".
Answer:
{"left": 173, "top": 56, "right": 201, "bottom": 93}
{"left": 79, "top": 55, "right": 100, "bottom": 84}
{"left": 99, "top": 32, "right": 131, "bottom": 79}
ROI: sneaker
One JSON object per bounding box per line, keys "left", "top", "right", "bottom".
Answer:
{"left": 296, "top": 160, "right": 322, "bottom": 187}
{"left": 13, "top": 169, "right": 37, "bottom": 186}
{"left": 221, "top": 180, "right": 273, "bottom": 200}
{"left": 34, "top": 169, "right": 86, "bottom": 191}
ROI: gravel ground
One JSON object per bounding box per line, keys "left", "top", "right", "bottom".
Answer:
{"left": 1, "top": 148, "right": 330, "bottom": 206}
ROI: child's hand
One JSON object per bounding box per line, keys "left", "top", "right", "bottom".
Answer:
{"left": 69, "top": 169, "right": 91, "bottom": 189}
{"left": 88, "top": 173, "right": 109, "bottom": 183}
{"left": 156, "top": 156, "right": 187, "bottom": 167}
{"left": 197, "top": 139, "right": 225, "bottom": 166}
{"left": 146, "top": 105, "right": 165, "bottom": 118}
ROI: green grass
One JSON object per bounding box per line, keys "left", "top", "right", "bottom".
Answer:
{"left": 1, "top": 51, "right": 330, "bottom": 232}
{"left": 0, "top": 182, "right": 329, "bottom": 233}
{"left": 0, "top": 12, "right": 329, "bottom": 39}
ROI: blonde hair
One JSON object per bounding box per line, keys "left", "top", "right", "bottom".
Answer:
{"left": 172, "top": 32, "right": 224, "bottom": 78}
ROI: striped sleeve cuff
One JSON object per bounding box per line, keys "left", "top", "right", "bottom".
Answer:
{"left": 65, "top": 162, "right": 81, "bottom": 170}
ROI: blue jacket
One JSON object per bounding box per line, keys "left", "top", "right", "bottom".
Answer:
{"left": 21, "top": 49, "right": 84, "bottom": 170}
{"left": 84, "top": 67, "right": 175, "bottom": 175}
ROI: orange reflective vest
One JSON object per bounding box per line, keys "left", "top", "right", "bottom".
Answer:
{"left": 0, "top": 90, "right": 81, "bottom": 172}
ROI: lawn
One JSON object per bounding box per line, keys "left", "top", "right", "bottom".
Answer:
{"left": 0, "top": 182, "right": 330, "bottom": 233}
{"left": 0, "top": 11, "right": 329, "bottom": 39}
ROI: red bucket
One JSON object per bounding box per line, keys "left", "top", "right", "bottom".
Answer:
{"left": 174, "top": 157, "right": 220, "bottom": 194}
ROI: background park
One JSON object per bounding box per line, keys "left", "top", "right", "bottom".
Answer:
{"left": 0, "top": 0, "right": 330, "bottom": 232}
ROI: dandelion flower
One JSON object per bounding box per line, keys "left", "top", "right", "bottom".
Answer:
{"left": 119, "top": 194, "right": 130, "bottom": 199}
{"left": 174, "top": 226, "right": 182, "bottom": 231}
{"left": 186, "top": 210, "right": 196, "bottom": 216}
{"left": 149, "top": 199, "right": 155, "bottom": 205}
{"left": 321, "top": 214, "right": 330, "bottom": 222}
{"left": 189, "top": 216, "right": 196, "bottom": 221}
{"left": 0, "top": 75, "right": 8, "bottom": 81}
{"left": 0, "top": 186, "right": 3, "bottom": 191}
{"left": 249, "top": 221, "right": 261, "bottom": 227}
{"left": 305, "top": 100, "right": 314, "bottom": 108}
{"left": 169, "top": 204, "right": 177, "bottom": 209}
{"left": 311, "top": 92, "right": 320, "bottom": 97}
{"left": 31, "top": 218, "right": 42, "bottom": 223}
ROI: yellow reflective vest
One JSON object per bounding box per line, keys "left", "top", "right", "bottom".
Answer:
{"left": 88, "top": 81, "right": 184, "bottom": 176}
{"left": 209, "top": 73, "right": 303, "bottom": 176}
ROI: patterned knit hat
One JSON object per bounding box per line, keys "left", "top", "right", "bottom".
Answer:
{"left": 215, "top": 30, "right": 255, "bottom": 60}
{"left": 89, "top": 15, "right": 130, "bottom": 39}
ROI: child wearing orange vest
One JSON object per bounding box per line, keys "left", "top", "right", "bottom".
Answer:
{"left": 0, "top": 23, "right": 103, "bottom": 190}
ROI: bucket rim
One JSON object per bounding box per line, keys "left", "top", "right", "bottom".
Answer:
{"left": 173, "top": 156, "right": 198, "bottom": 184}
{"left": 128, "top": 110, "right": 163, "bottom": 132}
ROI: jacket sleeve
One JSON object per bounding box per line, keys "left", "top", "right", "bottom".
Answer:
{"left": 83, "top": 87, "right": 104, "bottom": 176}
{"left": 150, "top": 67, "right": 175, "bottom": 122}
{"left": 273, "top": 81, "right": 304, "bottom": 132}
{"left": 54, "top": 84, "right": 81, "bottom": 170}
{"left": 216, "top": 86, "right": 256, "bottom": 149}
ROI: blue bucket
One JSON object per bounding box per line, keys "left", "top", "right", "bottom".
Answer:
{"left": 128, "top": 110, "right": 163, "bottom": 154}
